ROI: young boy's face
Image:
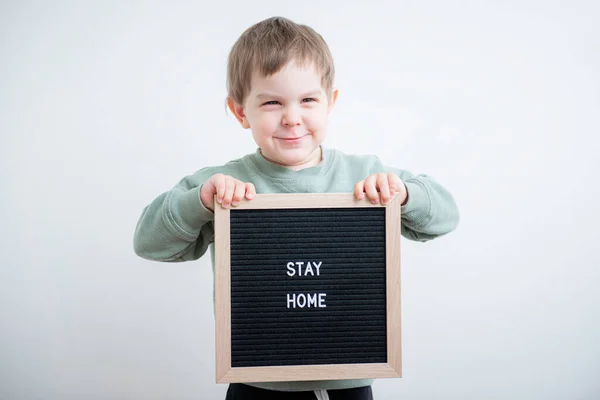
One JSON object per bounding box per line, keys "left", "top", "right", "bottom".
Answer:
{"left": 229, "top": 61, "right": 337, "bottom": 170}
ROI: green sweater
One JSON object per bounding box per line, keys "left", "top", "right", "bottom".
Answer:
{"left": 133, "top": 147, "right": 459, "bottom": 391}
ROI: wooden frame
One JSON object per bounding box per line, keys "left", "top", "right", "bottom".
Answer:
{"left": 214, "top": 193, "right": 402, "bottom": 383}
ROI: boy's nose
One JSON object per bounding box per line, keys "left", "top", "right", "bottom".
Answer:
{"left": 282, "top": 107, "right": 302, "bottom": 127}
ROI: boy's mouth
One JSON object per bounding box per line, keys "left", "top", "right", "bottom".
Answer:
{"left": 277, "top": 135, "right": 307, "bottom": 143}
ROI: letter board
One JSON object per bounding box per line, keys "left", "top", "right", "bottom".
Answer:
{"left": 214, "top": 193, "right": 402, "bottom": 383}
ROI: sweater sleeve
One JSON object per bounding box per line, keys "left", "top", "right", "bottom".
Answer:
{"left": 133, "top": 172, "right": 216, "bottom": 262}
{"left": 385, "top": 165, "right": 460, "bottom": 242}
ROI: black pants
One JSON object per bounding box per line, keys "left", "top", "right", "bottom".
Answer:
{"left": 225, "top": 384, "right": 373, "bottom": 400}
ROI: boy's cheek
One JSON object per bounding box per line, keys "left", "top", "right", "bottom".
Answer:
{"left": 307, "top": 114, "right": 329, "bottom": 131}
{"left": 255, "top": 118, "right": 278, "bottom": 136}
{"left": 313, "top": 108, "right": 331, "bottom": 125}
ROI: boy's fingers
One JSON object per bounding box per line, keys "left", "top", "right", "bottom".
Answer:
{"left": 364, "top": 175, "right": 379, "bottom": 203}
{"left": 231, "top": 181, "right": 246, "bottom": 206}
{"left": 245, "top": 182, "right": 256, "bottom": 199}
{"left": 389, "top": 174, "right": 402, "bottom": 194}
{"left": 199, "top": 183, "right": 215, "bottom": 211}
{"left": 354, "top": 180, "right": 365, "bottom": 200}
{"left": 377, "top": 173, "right": 391, "bottom": 204}
{"left": 214, "top": 174, "right": 226, "bottom": 203}
{"left": 222, "top": 177, "right": 235, "bottom": 207}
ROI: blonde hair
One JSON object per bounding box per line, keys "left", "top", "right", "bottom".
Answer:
{"left": 226, "top": 16, "right": 335, "bottom": 105}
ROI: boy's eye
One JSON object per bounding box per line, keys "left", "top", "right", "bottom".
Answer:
{"left": 302, "top": 98, "right": 317, "bottom": 103}
{"left": 262, "top": 100, "right": 280, "bottom": 106}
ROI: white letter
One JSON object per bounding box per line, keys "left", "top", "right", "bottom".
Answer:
{"left": 307, "top": 293, "right": 317, "bottom": 307}
{"left": 305, "top": 262, "right": 314, "bottom": 276}
{"left": 314, "top": 261, "right": 322, "bottom": 276}
{"left": 287, "top": 262, "right": 295, "bottom": 277}
{"left": 318, "top": 293, "right": 327, "bottom": 308}
{"left": 287, "top": 293, "right": 296, "bottom": 308}
{"left": 297, "top": 294, "right": 307, "bottom": 308}
{"left": 295, "top": 261, "right": 304, "bottom": 276}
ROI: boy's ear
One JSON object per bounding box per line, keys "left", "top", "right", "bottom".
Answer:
{"left": 328, "top": 89, "right": 339, "bottom": 113}
{"left": 227, "top": 97, "right": 250, "bottom": 129}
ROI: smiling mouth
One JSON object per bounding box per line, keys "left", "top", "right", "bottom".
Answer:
{"left": 278, "top": 133, "right": 308, "bottom": 139}
{"left": 277, "top": 136, "right": 306, "bottom": 142}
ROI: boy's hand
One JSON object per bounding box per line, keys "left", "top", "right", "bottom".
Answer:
{"left": 200, "top": 174, "right": 256, "bottom": 211}
{"left": 354, "top": 173, "right": 407, "bottom": 206}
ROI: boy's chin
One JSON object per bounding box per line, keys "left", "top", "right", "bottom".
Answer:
{"left": 275, "top": 149, "right": 322, "bottom": 169}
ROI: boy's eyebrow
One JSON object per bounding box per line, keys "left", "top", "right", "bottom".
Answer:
{"left": 256, "top": 89, "right": 322, "bottom": 100}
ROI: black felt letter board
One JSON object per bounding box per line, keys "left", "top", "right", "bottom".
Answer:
{"left": 229, "top": 207, "right": 387, "bottom": 367}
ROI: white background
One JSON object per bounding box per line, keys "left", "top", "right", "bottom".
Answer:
{"left": 2, "top": 1, "right": 599, "bottom": 399}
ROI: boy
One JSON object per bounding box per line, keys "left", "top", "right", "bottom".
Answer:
{"left": 134, "top": 16, "right": 459, "bottom": 400}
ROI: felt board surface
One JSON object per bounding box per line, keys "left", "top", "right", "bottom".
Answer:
{"left": 229, "top": 207, "right": 387, "bottom": 368}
